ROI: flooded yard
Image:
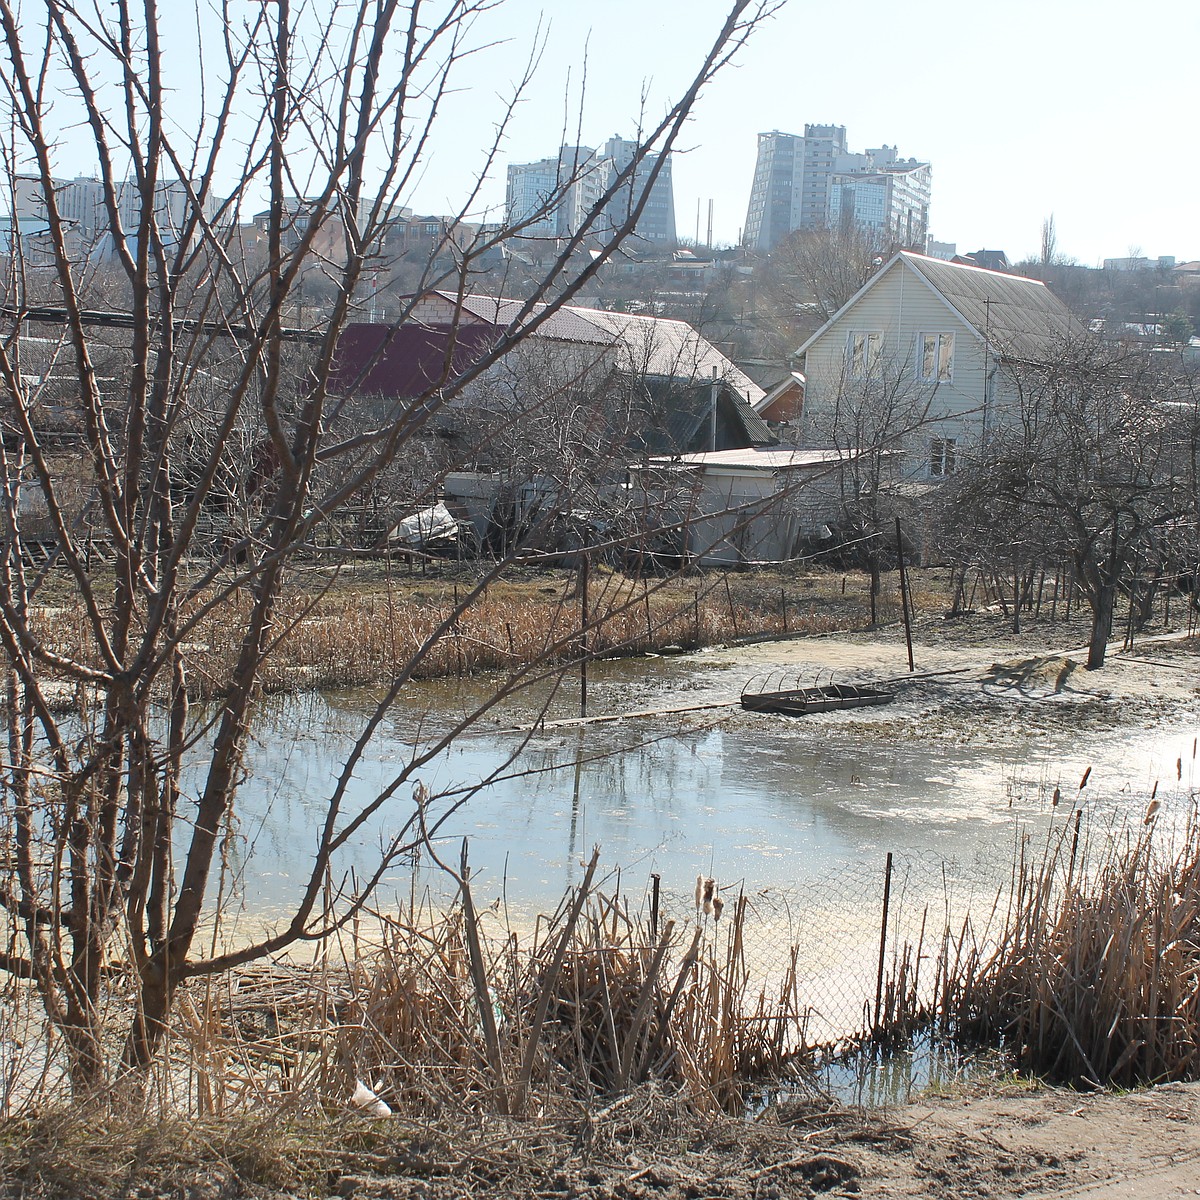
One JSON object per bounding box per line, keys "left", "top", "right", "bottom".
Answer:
{"left": 225, "top": 625, "right": 1200, "bottom": 920}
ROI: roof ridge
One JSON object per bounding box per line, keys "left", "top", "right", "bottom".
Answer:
{"left": 901, "top": 251, "right": 1047, "bottom": 287}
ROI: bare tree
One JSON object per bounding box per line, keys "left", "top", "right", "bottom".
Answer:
{"left": 807, "top": 347, "right": 936, "bottom": 620}
{"left": 0, "top": 0, "right": 776, "bottom": 1094}
{"left": 1040, "top": 214, "right": 1058, "bottom": 269}
{"left": 939, "top": 338, "right": 1199, "bottom": 667}
{"left": 757, "top": 224, "right": 890, "bottom": 325}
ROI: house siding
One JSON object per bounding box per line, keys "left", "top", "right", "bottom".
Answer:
{"left": 799, "top": 259, "right": 1007, "bottom": 473}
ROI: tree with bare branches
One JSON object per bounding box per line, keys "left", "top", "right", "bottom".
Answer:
{"left": 937, "top": 339, "right": 1199, "bottom": 667}
{"left": 0, "top": 0, "right": 777, "bottom": 1095}
{"left": 806, "top": 345, "right": 936, "bottom": 620}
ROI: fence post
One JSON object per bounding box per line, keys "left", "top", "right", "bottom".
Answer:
{"left": 874, "top": 851, "right": 894, "bottom": 1035}
{"left": 579, "top": 552, "right": 589, "bottom": 718}
{"left": 894, "top": 518, "right": 914, "bottom": 672}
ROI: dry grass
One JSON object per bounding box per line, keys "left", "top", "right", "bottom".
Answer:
{"left": 876, "top": 805, "right": 1200, "bottom": 1088}
{"left": 316, "top": 870, "right": 809, "bottom": 1118}
{"left": 38, "top": 562, "right": 926, "bottom": 699}
{"left": 0, "top": 1107, "right": 334, "bottom": 1198}
{"left": 0, "top": 869, "right": 812, "bottom": 1128}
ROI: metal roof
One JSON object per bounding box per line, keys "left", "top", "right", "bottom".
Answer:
{"left": 649, "top": 447, "right": 852, "bottom": 471}
{"left": 901, "top": 253, "right": 1081, "bottom": 359}
{"left": 795, "top": 252, "right": 1081, "bottom": 362}
{"left": 330, "top": 322, "right": 499, "bottom": 397}
{"left": 434, "top": 291, "right": 764, "bottom": 404}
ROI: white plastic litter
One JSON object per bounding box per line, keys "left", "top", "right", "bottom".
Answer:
{"left": 350, "top": 1079, "right": 392, "bottom": 1117}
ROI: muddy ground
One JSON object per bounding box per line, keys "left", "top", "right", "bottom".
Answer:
{"left": 13, "top": 1078, "right": 1200, "bottom": 1199}
{"left": 713, "top": 604, "right": 1200, "bottom": 750}
{"left": 319, "top": 1079, "right": 1200, "bottom": 1198}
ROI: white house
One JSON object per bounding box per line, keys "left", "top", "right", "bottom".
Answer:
{"left": 794, "top": 252, "right": 1079, "bottom": 478}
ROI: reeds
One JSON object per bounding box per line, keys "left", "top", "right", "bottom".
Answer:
{"left": 37, "top": 565, "right": 916, "bottom": 699}
{"left": 877, "top": 809, "right": 1200, "bottom": 1088}
{"left": 0, "top": 867, "right": 810, "bottom": 1122}
{"left": 321, "top": 867, "right": 810, "bottom": 1116}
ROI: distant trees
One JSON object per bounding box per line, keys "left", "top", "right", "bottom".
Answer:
{"left": 758, "top": 225, "right": 890, "bottom": 325}
{"left": 1164, "top": 309, "right": 1196, "bottom": 347}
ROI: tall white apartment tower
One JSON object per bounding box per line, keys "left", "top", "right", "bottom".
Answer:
{"left": 505, "top": 138, "right": 676, "bottom": 247}
{"left": 744, "top": 125, "right": 929, "bottom": 253}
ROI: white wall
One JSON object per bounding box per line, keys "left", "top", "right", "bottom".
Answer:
{"left": 799, "top": 258, "right": 1009, "bottom": 475}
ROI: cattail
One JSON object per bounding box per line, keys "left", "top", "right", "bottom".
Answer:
{"left": 712, "top": 893, "right": 725, "bottom": 922}
{"left": 1145, "top": 798, "right": 1161, "bottom": 825}
{"left": 694, "top": 874, "right": 703, "bottom": 913}
{"left": 702, "top": 877, "right": 715, "bottom": 915}
{"left": 1052, "top": 786, "right": 1060, "bottom": 807}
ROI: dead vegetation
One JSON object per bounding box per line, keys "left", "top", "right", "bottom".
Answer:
{"left": 874, "top": 788, "right": 1200, "bottom": 1088}
{"left": 0, "top": 856, "right": 811, "bottom": 1128}
{"left": 35, "top": 563, "right": 919, "bottom": 700}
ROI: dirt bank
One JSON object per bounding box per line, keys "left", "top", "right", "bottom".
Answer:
{"left": 704, "top": 608, "right": 1200, "bottom": 751}
{"left": 11, "top": 1080, "right": 1200, "bottom": 1199}
{"left": 339, "top": 1078, "right": 1200, "bottom": 1196}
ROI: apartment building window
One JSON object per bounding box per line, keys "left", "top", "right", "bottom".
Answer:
{"left": 846, "top": 331, "right": 882, "bottom": 378}
{"left": 929, "top": 437, "right": 957, "bottom": 478}
{"left": 918, "top": 331, "right": 955, "bottom": 382}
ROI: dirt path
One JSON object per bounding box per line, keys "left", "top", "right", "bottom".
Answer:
{"left": 842, "top": 1081, "right": 1200, "bottom": 1197}
{"left": 293, "top": 1081, "right": 1200, "bottom": 1199}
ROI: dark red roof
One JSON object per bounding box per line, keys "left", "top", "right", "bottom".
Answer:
{"left": 330, "top": 322, "right": 499, "bottom": 399}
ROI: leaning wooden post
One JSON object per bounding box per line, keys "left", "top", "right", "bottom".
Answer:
{"left": 874, "top": 851, "right": 894, "bottom": 1034}
{"left": 579, "top": 551, "right": 590, "bottom": 718}
{"left": 895, "top": 517, "right": 914, "bottom": 672}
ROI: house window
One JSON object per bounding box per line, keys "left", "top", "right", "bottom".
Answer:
{"left": 929, "top": 437, "right": 957, "bottom": 478}
{"left": 846, "top": 331, "right": 882, "bottom": 378}
{"left": 918, "top": 332, "right": 955, "bottom": 382}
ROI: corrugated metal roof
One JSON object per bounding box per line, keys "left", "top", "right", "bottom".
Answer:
{"left": 450, "top": 293, "right": 606, "bottom": 343}
{"left": 650, "top": 447, "right": 850, "bottom": 471}
{"left": 331, "top": 322, "right": 499, "bottom": 397}
{"left": 435, "top": 291, "right": 764, "bottom": 404}
{"left": 901, "top": 253, "right": 1081, "bottom": 359}
{"left": 574, "top": 308, "right": 764, "bottom": 403}
{"left": 640, "top": 383, "right": 774, "bottom": 454}
{"left": 795, "top": 252, "right": 1082, "bottom": 362}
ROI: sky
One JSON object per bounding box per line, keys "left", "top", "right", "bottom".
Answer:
{"left": 26, "top": 0, "right": 1199, "bottom": 266}
{"left": 401, "top": 0, "right": 1198, "bottom": 266}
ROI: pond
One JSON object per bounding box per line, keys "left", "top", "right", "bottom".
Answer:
{"left": 219, "top": 643, "right": 1200, "bottom": 923}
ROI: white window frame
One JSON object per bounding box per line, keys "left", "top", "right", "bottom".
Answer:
{"left": 846, "top": 330, "right": 883, "bottom": 379}
{"left": 929, "top": 436, "right": 957, "bottom": 478}
{"left": 918, "top": 331, "right": 955, "bottom": 382}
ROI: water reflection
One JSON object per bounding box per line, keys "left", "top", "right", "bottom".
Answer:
{"left": 201, "top": 650, "right": 1200, "bottom": 925}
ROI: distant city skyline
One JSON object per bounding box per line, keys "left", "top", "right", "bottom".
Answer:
{"left": 401, "top": 0, "right": 1197, "bottom": 266}
{"left": 14, "top": 0, "right": 1198, "bottom": 267}
{"left": 742, "top": 125, "right": 930, "bottom": 254}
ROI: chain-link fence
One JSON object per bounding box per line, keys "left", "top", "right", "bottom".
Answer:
{"left": 651, "top": 843, "right": 1024, "bottom": 1046}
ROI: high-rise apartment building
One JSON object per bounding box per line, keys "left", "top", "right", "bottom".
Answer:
{"left": 505, "top": 137, "right": 675, "bottom": 248}
{"left": 10, "top": 173, "right": 218, "bottom": 256}
{"left": 743, "top": 125, "right": 930, "bottom": 253}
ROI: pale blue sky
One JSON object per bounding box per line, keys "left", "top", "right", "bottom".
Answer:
{"left": 414, "top": 0, "right": 1198, "bottom": 265}
{"left": 33, "top": 0, "right": 1199, "bottom": 265}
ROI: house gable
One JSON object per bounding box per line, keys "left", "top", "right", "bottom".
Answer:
{"left": 798, "top": 256, "right": 983, "bottom": 437}
{"left": 795, "top": 253, "right": 1079, "bottom": 468}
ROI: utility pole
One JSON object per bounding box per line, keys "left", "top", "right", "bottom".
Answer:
{"left": 710, "top": 364, "right": 719, "bottom": 453}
